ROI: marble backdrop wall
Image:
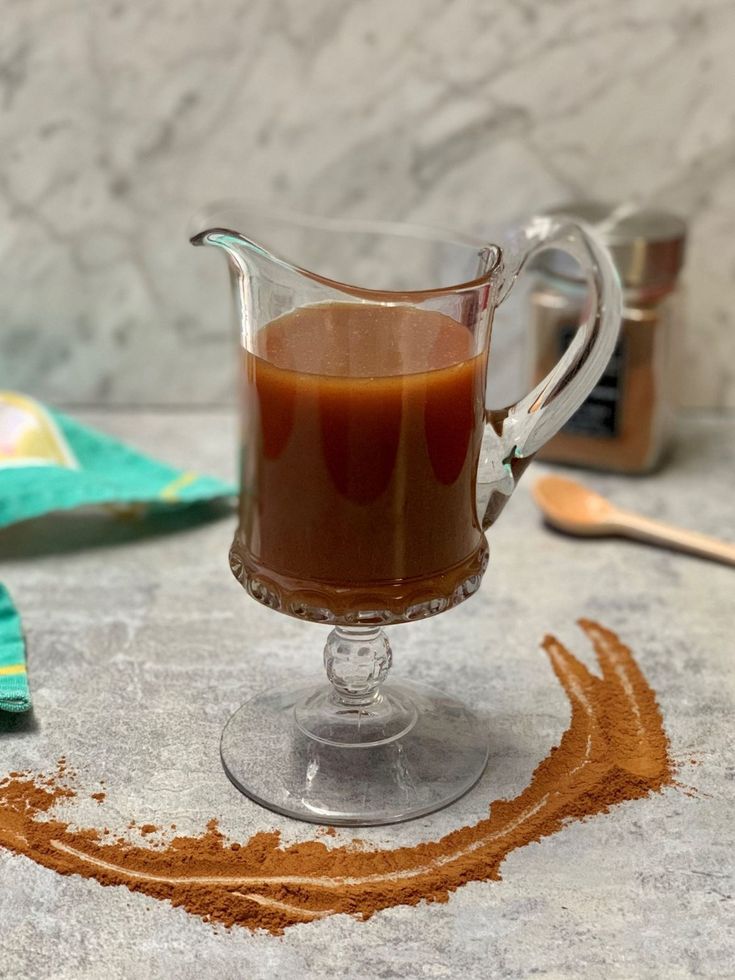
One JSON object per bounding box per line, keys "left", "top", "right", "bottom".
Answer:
{"left": 1, "top": 0, "right": 733, "bottom": 408}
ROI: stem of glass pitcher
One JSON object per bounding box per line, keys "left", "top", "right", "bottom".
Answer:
{"left": 323, "top": 626, "right": 392, "bottom": 707}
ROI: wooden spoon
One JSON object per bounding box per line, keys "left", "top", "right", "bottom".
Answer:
{"left": 533, "top": 474, "right": 735, "bottom": 567}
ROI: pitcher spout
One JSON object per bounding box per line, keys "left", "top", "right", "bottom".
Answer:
{"left": 190, "top": 201, "right": 502, "bottom": 299}
{"left": 190, "top": 226, "right": 291, "bottom": 286}
{"left": 190, "top": 227, "right": 247, "bottom": 254}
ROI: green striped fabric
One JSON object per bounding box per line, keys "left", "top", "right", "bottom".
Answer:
{"left": 0, "top": 585, "right": 29, "bottom": 713}
{"left": 0, "top": 394, "right": 236, "bottom": 529}
{"left": 0, "top": 393, "right": 237, "bottom": 712}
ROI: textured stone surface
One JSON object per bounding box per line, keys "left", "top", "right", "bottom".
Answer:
{"left": 0, "top": 410, "right": 733, "bottom": 979}
{"left": 1, "top": 1, "right": 734, "bottom": 408}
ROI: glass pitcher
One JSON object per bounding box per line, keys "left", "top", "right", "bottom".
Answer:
{"left": 191, "top": 202, "right": 621, "bottom": 825}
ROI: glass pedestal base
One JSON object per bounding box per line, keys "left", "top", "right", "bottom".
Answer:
{"left": 220, "top": 679, "right": 489, "bottom": 826}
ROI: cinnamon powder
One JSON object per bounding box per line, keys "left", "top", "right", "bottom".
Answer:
{"left": 0, "top": 620, "right": 673, "bottom": 934}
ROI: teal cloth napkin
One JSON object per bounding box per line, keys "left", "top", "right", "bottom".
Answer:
{"left": 0, "top": 392, "right": 235, "bottom": 528}
{"left": 0, "top": 584, "right": 28, "bottom": 712}
{"left": 0, "top": 391, "right": 236, "bottom": 712}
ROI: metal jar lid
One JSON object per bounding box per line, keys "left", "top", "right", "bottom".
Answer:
{"left": 536, "top": 201, "right": 687, "bottom": 289}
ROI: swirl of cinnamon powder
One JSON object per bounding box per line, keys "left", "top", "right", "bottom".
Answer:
{"left": 0, "top": 621, "right": 672, "bottom": 934}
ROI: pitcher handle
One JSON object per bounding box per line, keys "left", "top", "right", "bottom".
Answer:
{"left": 477, "top": 214, "right": 622, "bottom": 529}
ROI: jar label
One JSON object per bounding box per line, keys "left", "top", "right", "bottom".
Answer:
{"left": 559, "top": 325, "right": 625, "bottom": 439}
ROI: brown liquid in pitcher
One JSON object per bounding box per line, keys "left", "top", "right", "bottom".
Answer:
{"left": 231, "top": 302, "right": 489, "bottom": 622}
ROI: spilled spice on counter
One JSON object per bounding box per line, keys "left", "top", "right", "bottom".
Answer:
{"left": 0, "top": 621, "right": 674, "bottom": 935}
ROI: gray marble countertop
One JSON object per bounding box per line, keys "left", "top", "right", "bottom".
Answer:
{"left": 1, "top": 411, "right": 733, "bottom": 980}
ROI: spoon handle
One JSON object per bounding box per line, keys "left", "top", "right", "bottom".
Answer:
{"left": 615, "top": 511, "right": 735, "bottom": 567}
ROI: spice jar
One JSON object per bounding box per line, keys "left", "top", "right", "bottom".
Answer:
{"left": 530, "top": 203, "right": 686, "bottom": 473}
